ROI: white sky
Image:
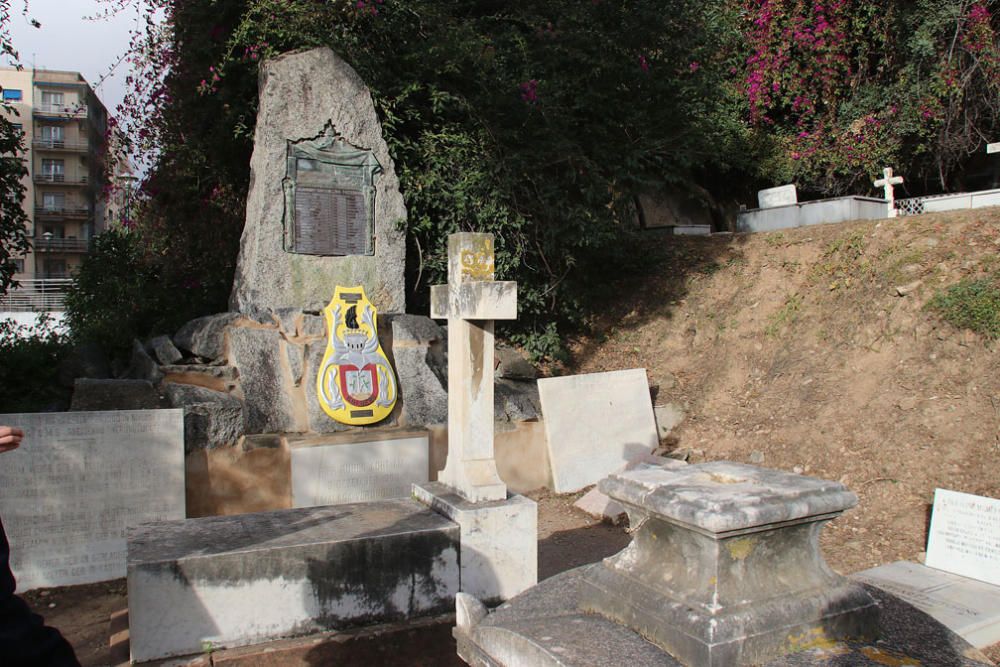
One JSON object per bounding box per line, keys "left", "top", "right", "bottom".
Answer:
{"left": 4, "top": 0, "right": 146, "bottom": 119}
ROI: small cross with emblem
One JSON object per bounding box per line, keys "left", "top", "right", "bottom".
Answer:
{"left": 874, "top": 167, "right": 904, "bottom": 218}
{"left": 431, "top": 233, "right": 517, "bottom": 502}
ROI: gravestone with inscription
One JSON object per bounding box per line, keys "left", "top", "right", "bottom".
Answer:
{"left": 0, "top": 410, "right": 184, "bottom": 591}
{"left": 231, "top": 47, "right": 407, "bottom": 317}
{"left": 925, "top": 488, "right": 1000, "bottom": 587}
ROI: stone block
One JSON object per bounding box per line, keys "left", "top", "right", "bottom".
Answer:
{"left": 854, "top": 561, "right": 1000, "bottom": 648}
{"left": 164, "top": 384, "right": 244, "bottom": 453}
{"left": 229, "top": 48, "right": 406, "bottom": 317}
{"left": 0, "top": 410, "right": 184, "bottom": 591}
{"left": 736, "top": 196, "right": 887, "bottom": 233}
{"left": 184, "top": 444, "right": 291, "bottom": 518}
{"left": 578, "top": 462, "right": 877, "bottom": 666}
{"left": 495, "top": 346, "right": 538, "bottom": 380}
{"left": 126, "top": 339, "right": 164, "bottom": 384}
{"left": 391, "top": 330, "right": 448, "bottom": 428}
{"left": 414, "top": 482, "right": 537, "bottom": 604}
{"left": 70, "top": 379, "right": 169, "bottom": 411}
{"left": 653, "top": 403, "right": 685, "bottom": 439}
{"left": 925, "top": 488, "right": 1000, "bottom": 587}
{"left": 148, "top": 335, "right": 183, "bottom": 365}
{"left": 495, "top": 420, "right": 551, "bottom": 494}
{"left": 288, "top": 429, "right": 429, "bottom": 507}
{"left": 127, "top": 500, "right": 460, "bottom": 662}
{"left": 538, "top": 369, "right": 658, "bottom": 493}
{"left": 389, "top": 313, "right": 444, "bottom": 346}
{"left": 173, "top": 313, "right": 240, "bottom": 361}
{"left": 228, "top": 326, "right": 303, "bottom": 434}
{"left": 758, "top": 184, "right": 797, "bottom": 209}
{"left": 494, "top": 379, "right": 541, "bottom": 423}
{"left": 160, "top": 365, "right": 239, "bottom": 394}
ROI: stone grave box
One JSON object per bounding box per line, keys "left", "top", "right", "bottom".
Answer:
{"left": 0, "top": 410, "right": 185, "bottom": 591}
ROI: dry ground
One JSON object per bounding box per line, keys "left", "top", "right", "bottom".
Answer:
{"left": 17, "top": 208, "right": 1000, "bottom": 664}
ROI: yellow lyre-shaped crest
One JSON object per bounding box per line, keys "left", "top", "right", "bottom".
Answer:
{"left": 316, "top": 286, "right": 397, "bottom": 425}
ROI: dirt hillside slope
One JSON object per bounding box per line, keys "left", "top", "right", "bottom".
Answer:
{"left": 567, "top": 208, "right": 1000, "bottom": 576}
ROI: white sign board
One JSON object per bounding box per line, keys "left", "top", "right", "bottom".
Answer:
{"left": 757, "top": 184, "right": 797, "bottom": 209}
{"left": 290, "top": 431, "right": 429, "bottom": 507}
{"left": 0, "top": 410, "right": 185, "bottom": 591}
{"left": 538, "top": 369, "right": 659, "bottom": 493}
{"left": 925, "top": 488, "right": 1000, "bottom": 587}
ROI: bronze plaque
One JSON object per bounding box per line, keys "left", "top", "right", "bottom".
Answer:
{"left": 294, "top": 186, "right": 368, "bottom": 255}
{"left": 283, "top": 122, "right": 381, "bottom": 257}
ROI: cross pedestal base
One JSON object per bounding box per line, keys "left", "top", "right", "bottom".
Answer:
{"left": 578, "top": 462, "right": 878, "bottom": 666}
{"left": 414, "top": 482, "right": 537, "bottom": 605}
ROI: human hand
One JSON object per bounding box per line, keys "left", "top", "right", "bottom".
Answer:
{"left": 0, "top": 426, "right": 23, "bottom": 454}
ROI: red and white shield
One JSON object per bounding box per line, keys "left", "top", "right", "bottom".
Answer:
{"left": 339, "top": 363, "right": 379, "bottom": 407}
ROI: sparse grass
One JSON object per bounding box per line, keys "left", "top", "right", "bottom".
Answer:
{"left": 766, "top": 293, "right": 803, "bottom": 337}
{"left": 926, "top": 273, "right": 1000, "bottom": 339}
{"left": 765, "top": 232, "right": 787, "bottom": 247}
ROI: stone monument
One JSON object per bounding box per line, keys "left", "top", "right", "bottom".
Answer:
{"left": 414, "top": 232, "right": 537, "bottom": 604}
{"left": 230, "top": 47, "right": 406, "bottom": 317}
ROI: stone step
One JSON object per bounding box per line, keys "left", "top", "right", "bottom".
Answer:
{"left": 127, "top": 499, "right": 459, "bottom": 662}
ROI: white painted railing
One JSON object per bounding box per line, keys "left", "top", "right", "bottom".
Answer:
{"left": 0, "top": 279, "right": 73, "bottom": 311}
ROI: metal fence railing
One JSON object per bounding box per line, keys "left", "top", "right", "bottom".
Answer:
{"left": 0, "top": 279, "right": 73, "bottom": 312}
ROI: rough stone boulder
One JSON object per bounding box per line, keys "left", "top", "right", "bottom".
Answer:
{"left": 173, "top": 313, "right": 240, "bottom": 361}
{"left": 229, "top": 47, "right": 407, "bottom": 317}
{"left": 164, "top": 384, "right": 244, "bottom": 453}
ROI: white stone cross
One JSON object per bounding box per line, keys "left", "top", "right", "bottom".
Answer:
{"left": 874, "top": 167, "right": 904, "bottom": 218}
{"left": 430, "top": 233, "right": 517, "bottom": 502}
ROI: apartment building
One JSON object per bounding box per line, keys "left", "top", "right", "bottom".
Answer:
{"left": 0, "top": 67, "right": 109, "bottom": 289}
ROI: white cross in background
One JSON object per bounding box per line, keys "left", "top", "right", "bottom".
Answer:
{"left": 874, "top": 167, "right": 904, "bottom": 218}
{"left": 430, "top": 233, "right": 517, "bottom": 502}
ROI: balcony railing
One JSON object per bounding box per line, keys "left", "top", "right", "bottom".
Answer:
{"left": 0, "top": 278, "right": 73, "bottom": 312}
{"left": 34, "top": 206, "right": 91, "bottom": 219}
{"left": 32, "top": 139, "right": 89, "bottom": 152}
{"left": 33, "top": 173, "right": 89, "bottom": 185}
{"left": 32, "top": 237, "right": 90, "bottom": 253}
{"left": 33, "top": 104, "right": 88, "bottom": 118}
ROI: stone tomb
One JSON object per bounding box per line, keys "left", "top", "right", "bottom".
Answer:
{"left": 456, "top": 463, "right": 880, "bottom": 667}
{"left": 538, "top": 368, "right": 659, "bottom": 494}
{"left": 127, "top": 500, "right": 459, "bottom": 662}
{"left": 0, "top": 410, "right": 184, "bottom": 591}
{"left": 289, "top": 429, "right": 429, "bottom": 507}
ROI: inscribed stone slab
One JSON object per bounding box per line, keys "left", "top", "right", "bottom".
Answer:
{"left": 537, "top": 369, "right": 658, "bottom": 493}
{"left": 0, "top": 410, "right": 184, "bottom": 591}
{"left": 854, "top": 561, "right": 1000, "bottom": 647}
{"left": 757, "top": 184, "right": 797, "bottom": 209}
{"left": 289, "top": 430, "right": 429, "bottom": 506}
{"left": 925, "top": 488, "right": 1000, "bottom": 587}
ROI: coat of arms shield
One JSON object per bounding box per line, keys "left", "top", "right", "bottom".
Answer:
{"left": 316, "top": 286, "right": 397, "bottom": 425}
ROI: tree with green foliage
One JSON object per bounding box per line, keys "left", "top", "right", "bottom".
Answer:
{"left": 0, "top": 0, "right": 32, "bottom": 296}
{"left": 739, "top": 0, "right": 1000, "bottom": 195}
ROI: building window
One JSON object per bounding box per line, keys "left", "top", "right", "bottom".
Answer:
{"left": 11, "top": 123, "right": 22, "bottom": 136}
{"left": 43, "top": 259, "right": 66, "bottom": 279}
{"left": 3, "top": 89, "right": 23, "bottom": 101}
{"left": 13, "top": 258, "right": 24, "bottom": 274}
{"left": 41, "top": 125, "right": 64, "bottom": 144}
{"left": 42, "top": 192, "right": 65, "bottom": 211}
{"left": 41, "top": 158, "right": 64, "bottom": 180}
{"left": 41, "top": 224, "right": 65, "bottom": 239}
{"left": 40, "top": 91, "right": 63, "bottom": 106}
